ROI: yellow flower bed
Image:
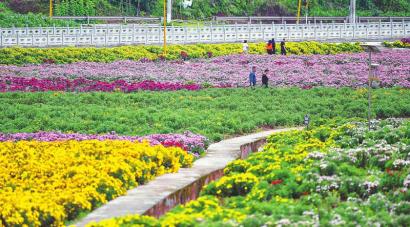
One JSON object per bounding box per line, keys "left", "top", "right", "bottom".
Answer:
{"left": 87, "top": 196, "right": 246, "bottom": 227}
{"left": 0, "top": 140, "right": 193, "bottom": 226}
{"left": 0, "top": 42, "right": 362, "bottom": 65}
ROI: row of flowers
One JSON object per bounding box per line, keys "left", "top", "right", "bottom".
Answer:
{"left": 1, "top": 49, "right": 409, "bottom": 89}
{"left": 89, "top": 119, "right": 410, "bottom": 226}
{"left": 0, "top": 131, "right": 208, "bottom": 157}
{"left": 0, "top": 140, "right": 194, "bottom": 226}
{"left": 0, "top": 78, "right": 203, "bottom": 92}
{"left": 383, "top": 38, "right": 410, "bottom": 49}
{"left": 0, "top": 42, "right": 362, "bottom": 65}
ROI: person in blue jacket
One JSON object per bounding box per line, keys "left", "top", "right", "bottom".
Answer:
{"left": 271, "top": 38, "right": 276, "bottom": 54}
{"left": 249, "top": 66, "right": 257, "bottom": 87}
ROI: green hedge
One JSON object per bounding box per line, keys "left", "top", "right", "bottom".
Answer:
{"left": 0, "top": 87, "right": 408, "bottom": 141}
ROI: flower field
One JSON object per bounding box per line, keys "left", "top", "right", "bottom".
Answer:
{"left": 89, "top": 119, "right": 410, "bottom": 226}
{"left": 0, "top": 140, "right": 193, "bottom": 226}
{"left": 0, "top": 78, "right": 202, "bottom": 92}
{"left": 0, "top": 131, "right": 208, "bottom": 157}
{"left": 0, "top": 40, "right": 409, "bottom": 227}
{"left": 0, "top": 42, "right": 361, "bottom": 65}
{"left": 1, "top": 49, "right": 409, "bottom": 90}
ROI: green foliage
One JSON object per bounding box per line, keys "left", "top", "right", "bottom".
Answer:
{"left": 224, "top": 160, "right": 252, "bottom": 175}
{"left": 0, "top": 3, "right": 77, "bottom": 27}
{"left": 52, "top": 0, "right": 409, "bottom": 18}
{"left": 55, "top": 0, "right": 122, "bottom": 16}
{"left": 0, "top": 42, "right": 362, "bottom": 65}
{"left": 3, "top": 0, "right": 410, "bottom": 20}
{"left": 285, "top": 0, "right": 410, "bottom": 17}
{"left": 0, "top": 88, "right": 409, "bottom": 142}
{"left": 202, "top": 173, "right": 259, "bottom": 197}
{"left": 88, "top": 214, "right": 160, "bottom": 226}
{"left": 383, "top": 41, "right": 410, "bottom": 49}
{"left": 143, "top": 0, "right": 410, "bottom": 19}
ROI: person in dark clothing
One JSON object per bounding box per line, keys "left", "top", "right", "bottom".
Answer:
{"left": 271, "top": 38, "right": 276, "bottom": 54}
{"left": 249, "top": 66, "right": 257, "bottom": 87}
{"left": 266, "top": 40, "right": 273, "bottom": 55}
{"left": 280, "top": 38, "right": 287, "bottom": 55}
{"left": 262, "top": 69, "right": 269, "bottom": 88}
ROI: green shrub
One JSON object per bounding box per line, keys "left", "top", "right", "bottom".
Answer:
{"left": 202, "top": 173, "right": 259, "bottom": 197}
{"left": 224, "top": 160, "right": 251, "bottom": 175}
{"left": 0, "top": 3, "right": 77, "bottom": 27}
{"left": 0, "top": 88, "right": 409, "bottom": 141}
{"left": 383, "top": 40, "right": 410, "bottom": 49}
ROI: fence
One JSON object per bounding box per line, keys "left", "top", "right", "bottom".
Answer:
{"left": 213, "top": 16, "right": 410, "bottom": 24}
{"left": 51, "top": 16, "right": 161, "bottom": 24}
{"left": 0, "top": 21, "right": 409, "bottom": 47}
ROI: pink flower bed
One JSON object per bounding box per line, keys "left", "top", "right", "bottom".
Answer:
{"left": 0, "top": 78, "right": 201, "bottom": 92}
{"left": 0, "top": 49, "right": 409, "bottom": 89}
{"left": 0, "top": 131, "right": 208, "bottom": 157}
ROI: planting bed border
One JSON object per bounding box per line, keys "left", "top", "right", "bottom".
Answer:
{"left": 75, "top": 127, "right": 300, "bottom": 226}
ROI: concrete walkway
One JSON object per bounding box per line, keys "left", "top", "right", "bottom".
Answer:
{"left": 75, "top": 127, "right": 300, "bottom": 226}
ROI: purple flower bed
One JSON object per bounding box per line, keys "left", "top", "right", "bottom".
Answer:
{"left": 401, "top": 38, "right": 410, "bottom": 44}
{"left": 0, "top": 131, "right": 209, "bottom": 157}
{"left": 0, "top": 49, "right": 409, "bottom": 88}
{"left": 0, "top": 78, "right": 201, "bottom": 92}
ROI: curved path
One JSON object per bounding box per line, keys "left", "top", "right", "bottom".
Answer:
{"left": 75, "top": 127, "right": 301, "bottom": 226}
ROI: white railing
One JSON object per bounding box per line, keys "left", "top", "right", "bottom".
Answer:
{"left": 0, "top": 21, "right": 408, "bottom": 47}
{"left": 51, "top": 16, "right": 161, "bottom": 24}
{"left": 214, "top": 16, "right": 410, "bottom": 23}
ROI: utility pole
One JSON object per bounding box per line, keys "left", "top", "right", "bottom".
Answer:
{"left": 349, "top": 0, "right": 356, "bottom": 24}
{"left": 297, "top": 0, "right": 302, "bottom": 24}
{"left": 167, "top": 0, "right": 172, "bottom": 22}
{"left": 163, "top": 0, "right": 167, "bottom": 56}
{"left": 360, "top": 44, "right": 381, "bottom": 131}
{"left": 49, "top": 0, "right": 53, "bottom": 17}
{"left": 305, "top": 0, "right": 309, "bottom": 24}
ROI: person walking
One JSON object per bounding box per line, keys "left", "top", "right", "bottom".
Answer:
{"left": 249, "top": 66, "right": 257, "bottom": 87}
{"left": 242, "top": 40, "right": 249, "bottom": 54}
{"left": 266, "top": 40, "right": 273, "bottom": 55}
{"left": 262, "top": 69, "right": 269, "bottom": 88}
{"left": 271, "top": 38, "right": 276, "bottom": 54}
{"left": 280, "top": 38, "right": 287, "bottom": 55}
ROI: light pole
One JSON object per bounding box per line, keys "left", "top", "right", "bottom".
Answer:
{"left": 49, "top": 0, "right": 53, "bottom": 18}
{"left": 349, "top": 0, "right": 356, "bottom": 24}
{"left": 167, "top": 0, "right": 172, "bottom": 22}
{"left": 163, "top": 0, "right": 167, "bottom": 56}
{"left": 360, "top": 44, "right": 381, "bottom": 130}
{"left": 304, "top": 114, "right": 310, "bottom": 130}
{"left": 305, "top": 0, "right": 309, "bottom": 24}
{"left": 297, "top": 0, "right": 302, "bottom": 24}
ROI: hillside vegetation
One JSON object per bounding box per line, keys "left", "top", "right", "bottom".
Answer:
{"left": 51, "top": 0, "right": 410, "bottom": 18}
{"left": 1, "top": 0, "right": 409, "bottom": 25}
{"left": 0, "top": 2, "right": 76, "bottom": 27}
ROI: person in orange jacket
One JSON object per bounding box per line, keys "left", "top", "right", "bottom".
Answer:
{"left": 266, "top": 40, "right": 273, "bottom": 55}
